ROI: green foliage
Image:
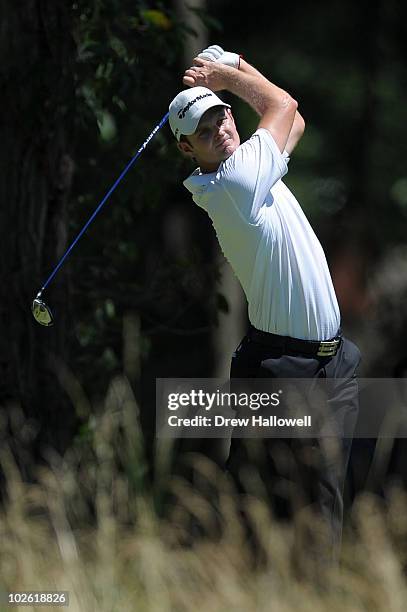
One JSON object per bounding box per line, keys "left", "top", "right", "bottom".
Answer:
{"left": 72, "top": 1, "right": 184, "bottom": 135}
{"left": 67, "top": 1, "right": 220, "bottom": 396}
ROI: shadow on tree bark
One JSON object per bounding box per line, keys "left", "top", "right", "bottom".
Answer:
{"left": 0, "top": 1, "right": 77, "bottom": 464}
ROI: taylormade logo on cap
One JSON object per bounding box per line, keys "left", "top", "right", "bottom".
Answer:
{"left": 169, "top": 86, "right": 231, "bottom": 141}
{"left": 177, "top": 92, "right": 213, "bottom": 119}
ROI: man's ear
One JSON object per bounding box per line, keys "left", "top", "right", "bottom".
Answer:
{"left": 177, "top": 140, "right": 194, "bottom": 157}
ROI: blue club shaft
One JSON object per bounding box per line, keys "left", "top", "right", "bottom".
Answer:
{"left": 37, "top": 112, "right": 169, "bottom": 296}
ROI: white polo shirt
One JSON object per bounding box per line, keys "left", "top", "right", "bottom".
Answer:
{"left": 183, "top": 128, "right": 340, "bottom": 341}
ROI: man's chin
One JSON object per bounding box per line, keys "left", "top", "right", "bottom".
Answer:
{"left": 220, "top": 143, "right": 238, "bottom": 159}
{"left": 199, "top": 145, "right": 238, "bottom": 171}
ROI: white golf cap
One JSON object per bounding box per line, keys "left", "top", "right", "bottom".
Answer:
{"left": 168, "top": 86, "right": 230, "bottom": 141}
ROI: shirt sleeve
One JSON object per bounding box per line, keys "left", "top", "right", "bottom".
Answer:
{"left": 216, "top": 128, "right": 288, "bottom": 223}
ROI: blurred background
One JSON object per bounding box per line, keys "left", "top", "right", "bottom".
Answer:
{"left": 1, "top": 0, "right": 407, "bottom": 491}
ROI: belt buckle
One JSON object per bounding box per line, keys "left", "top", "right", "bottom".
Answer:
{"left": 317, "top": 338, "right": 340, "bottom": 357}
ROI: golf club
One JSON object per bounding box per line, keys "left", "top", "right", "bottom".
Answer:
{"left": 32, "top": 111, "right": 169, "bottom": 326}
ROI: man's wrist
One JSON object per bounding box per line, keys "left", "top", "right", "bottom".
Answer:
{"left": 218, "top": 63, "right": 240, "bottom": 91}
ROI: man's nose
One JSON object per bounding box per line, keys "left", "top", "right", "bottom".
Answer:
{"left": 215, "top": 124, "right": 225, "bottom": 140}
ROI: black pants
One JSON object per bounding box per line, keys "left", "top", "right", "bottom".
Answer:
{"left": 227, "top": 330, "right": 361, "bottom": 566}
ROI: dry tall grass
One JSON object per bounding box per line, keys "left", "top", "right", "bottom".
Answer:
{"left": 1, "top": 376, "right": 407, "bottom": 611}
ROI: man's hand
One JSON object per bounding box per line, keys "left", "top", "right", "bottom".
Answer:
{"left": 197, "top": 44, "right": 241, "bottom": 69}
{"left": 183, "top": 57, "right": 233, "bottom": 91}
{"left": 183, "top": 54, "right": 298, "bottom": 153}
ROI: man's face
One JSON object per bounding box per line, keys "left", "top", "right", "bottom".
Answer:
{"left": 178, "top": 106, "right": 240, "bottom": 172}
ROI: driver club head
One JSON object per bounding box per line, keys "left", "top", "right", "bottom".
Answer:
{"left": 32, "top": 296, "right": 54, "bottom": 326}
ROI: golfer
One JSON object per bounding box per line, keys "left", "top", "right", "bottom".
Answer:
{"left": 169, "top": 46, "right": 361, "bottom": 564}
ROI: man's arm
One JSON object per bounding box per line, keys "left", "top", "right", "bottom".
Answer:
{"left": 183, "top": 57, "right": 297, "bottom": 153}
{"left": 284, "top": 113, "right": 305, "bottom": 155}
{"left": 237, "top": 59, "right": 305, "bottom": 155}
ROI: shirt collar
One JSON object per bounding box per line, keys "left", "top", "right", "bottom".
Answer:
{"left": 183, "top": 167, "right": 217, "bottom": 195}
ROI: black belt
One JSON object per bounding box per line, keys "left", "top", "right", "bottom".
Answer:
{"left": 248, "top": 327, "right": 342, "bottom": 357}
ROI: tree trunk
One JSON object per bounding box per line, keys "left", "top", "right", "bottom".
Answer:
{"left": 0, "top": 1, "right": 76, "bottom": 456}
